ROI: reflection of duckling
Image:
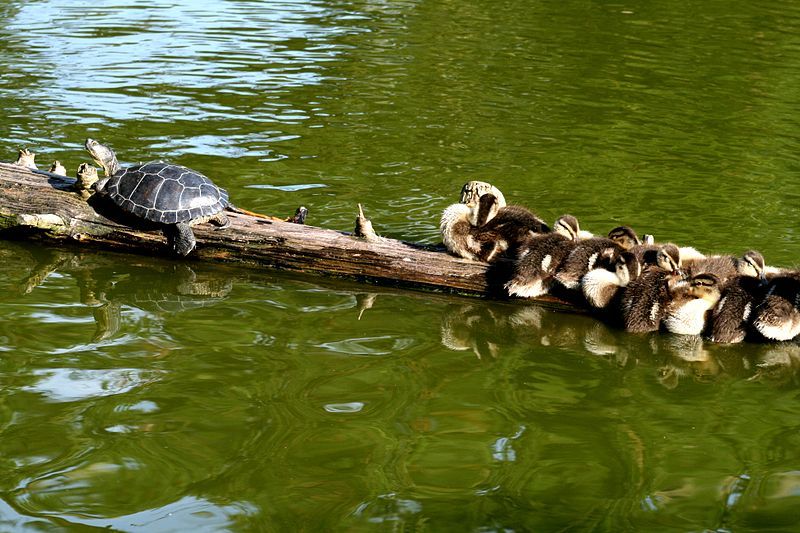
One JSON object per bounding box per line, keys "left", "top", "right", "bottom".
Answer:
{"left": 618, "top": 244, "right": 683, "bottom": 333}
{"left": 582, "top": 250, "right": 642, "bottom": 309}
{"left": 554, "top": 226, "right": 641, "bottom": 290}
{"left": 505, "top": 215, "right": 580, "bottom": 298}
{"left": 751, "top": 271, "right": 800, "bottom": 341}
{"left": 440, "top": 193, "right": 500, "bottom": 261}
{"left": 709, "top": 252, "right": 768, "bottom": 344}
{"left": 656, "top": 335, "right": 719, "bottom": 388}
{"left": 440, "top": 303, "right": 503, "bottom": 359}
{"left": 749, "top": 343, "right": 800, "bottom": 386}
{"left": 663, "top": 273, "right": 721, "bottom": 335}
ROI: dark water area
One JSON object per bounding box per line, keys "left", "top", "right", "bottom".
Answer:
{"left": 2, "top": 1, "right": 800, "bottom": 531}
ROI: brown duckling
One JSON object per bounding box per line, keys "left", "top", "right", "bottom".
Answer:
{"left": 685, "top": 250, "right": 766, "bottom": 285}
{"left": 554, "top": 226, "right": 641, "bottom": 290}
{"left": 618, "top": 244, "right": 684, "bottom": 333}
{"left": 474, "top": 200, "right": 551, "bottom": 260}
{"left": 581, "top": 250, "right": 643, "bottom": 309}
{"left": 663, "top": 273, "right": 722, "bottom": 335}
{"left": 751, "top": 270, "right": 800, "bottom": 341}
{"left": 505, "top": 215, "right": 581, "bottom": 298}
{"left": 440, "top": 193, "right": 501, "bottom": 261}
{"left": 707, "top": 251, "right": 768, "bottom": 343}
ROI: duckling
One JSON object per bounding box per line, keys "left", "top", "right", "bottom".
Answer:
{"left": 708, "top": 251, "right": 768, "bottom": 344}
{"left": 505, "top": 215, "right": 581, "bottom": 298}
{"left": 632, "top": 235, "right": 704, "bottom": 269}
{"left": 685, "top": 250, "right": 765, "bottom": 285}
{"left": 618, "top": 244, "right": 684, "bottom": 333}
{"left": 581, "top": 250, "right": 643, "bottom": 309}
{"left": 474, "top": 201, "right": 551, "bottom": 260}
{"left": 663, "top": 273, "right": 722, "bottom": 335}
{"left": 440, "top": 193, "right": 501, "bottom": 261}
{"left": 554, "top": 226, "right": 641, "bottom": 290}
{"left": 751, "top": 271, "right": 800, "bottom": 341}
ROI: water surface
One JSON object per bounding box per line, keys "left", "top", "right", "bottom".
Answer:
{"left": 2, "top": 1, "right": 800, "bottom": 531}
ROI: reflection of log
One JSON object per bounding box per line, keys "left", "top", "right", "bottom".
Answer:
{"left": 0, "top": 162, "right": 572, "bottom": 307}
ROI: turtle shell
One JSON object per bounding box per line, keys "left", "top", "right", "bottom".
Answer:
{"left": 101, "top": 162, "right": 229, "bottom": 224}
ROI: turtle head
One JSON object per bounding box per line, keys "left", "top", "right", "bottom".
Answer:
{"left": 84, "top": 138, "right": 120, "bottom": 176}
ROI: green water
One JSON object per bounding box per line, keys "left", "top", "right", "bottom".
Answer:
{"left": 2, "top": 0, "right": 800, "bottom": 531}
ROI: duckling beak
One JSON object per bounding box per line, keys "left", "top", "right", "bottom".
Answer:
{"left": 759, "top": 272, "right": 768, "bottom": 286}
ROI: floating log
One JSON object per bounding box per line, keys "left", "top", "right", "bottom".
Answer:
{"left": 0, "top": 161, "right": 575, "bottom": 309}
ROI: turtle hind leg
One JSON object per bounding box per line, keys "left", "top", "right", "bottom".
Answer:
{"left": 163, "top": 223, "right": 196, "bottom": 256}
{"left": 209, "top": 212, "right": 230, "bottom": 229}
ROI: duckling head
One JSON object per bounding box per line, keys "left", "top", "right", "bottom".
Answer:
{"left": 607, "top": 226, "right": 641, "bottom": 250}
{"left": 642, "top": 234, "right": 656, "bottom": 245}
{"left": 737, "top": 250, "right": 766, "bottom": 282}
{"left": 687, "top": 272, "right": 722, "bottom": 303}
{"left": 656, "top": 244, "right": 682, "bottom": 275}
{"left": 553, "top": 215, "right": 580, "bottom": 240}
{"left": 615, "top": 251, "right": 642, "bottom": 286}
{"left": 470, "top": 193, "right": 501, "bottom": 226}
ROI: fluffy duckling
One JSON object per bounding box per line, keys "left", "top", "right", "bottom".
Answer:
{"left": 751, "top": 271, "right": 800, "bottom": 341}
{"left": 663, "top": 273, "right": 722, "bottom": 335}
{"left": 440, "top": 193, "right": 501, "bottom": 261}
{"left": 475, "top": 201, "right": 551, "bottom": 260}
{"left": 554, "top": 226, "right": 641, "bottom": 290}
{"left": 505, "top": 215, "right": 581, "bottom": 298}
{"left": 581, "top": 250, "right": 643, "bottom": 309}
{"left": 708, "top": 251, "right": 768, "bottom": 344}
{"left": 685, "top": 250, "right": 765, "bottom": 285}
{"left": 618, "top": 244, "right": 684, "bottom": 333}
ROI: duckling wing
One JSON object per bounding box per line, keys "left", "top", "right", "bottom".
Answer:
{"left": 619, "top": 270, "right": 672, "bottom": 333}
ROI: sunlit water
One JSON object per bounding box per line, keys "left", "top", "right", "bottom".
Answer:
{"left": 3, "top": 1, "right": 800, "bottom": 531}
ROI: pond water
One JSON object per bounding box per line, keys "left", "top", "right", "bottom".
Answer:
{"left": 2, "top": 0, "right": 800, "bottom": 531}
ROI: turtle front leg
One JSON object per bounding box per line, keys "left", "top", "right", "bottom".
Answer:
{"left": 163, "top": 223, "right": 196, "bottom": 256}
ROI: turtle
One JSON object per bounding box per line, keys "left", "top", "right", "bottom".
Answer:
{"left": 84, "top": 138, "right": 231, "bottom": 256}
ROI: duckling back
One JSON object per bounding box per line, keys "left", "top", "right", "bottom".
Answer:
{"left": 475, "top": 205, "right": 551, "bottom": 260}
{"left": 555, "top": 226, "right": 640, "bottom": 290}
{"left": 505, "top": 215, "right": 580, "bottom": 298}
{"left": 618, "top": 267, "right": 682, "bottom": 333}
{"left": 709, "top": 275, "right": 768, "bottom": 343}
{"left": 440, "top": 203, "right": 481, "bottom": 260}
{"left": 505, "top": 233, "right": 576, "bottom": 298}
{"left": 581, "top": 250, "right": 641, "bottom": 309}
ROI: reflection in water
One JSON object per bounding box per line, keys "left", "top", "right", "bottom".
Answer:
{"left": 22, "top": 368, "right": 161, "bottom": 403}
{"left": 5, "top": 0, "right": 800, "bottom": 527}
{"left": 439, "top": 299, "right": 800, "bottom": 388}
{"left": 20, "top": 249, "right": 233, "bottom": 342}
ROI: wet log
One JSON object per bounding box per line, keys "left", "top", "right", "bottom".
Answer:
{"left": 0, "top": 161, "right": 573, "bottom": 307}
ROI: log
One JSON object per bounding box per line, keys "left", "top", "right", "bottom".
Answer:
{"left": 0, "top": 161, "right": 574, "bottom": 309}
